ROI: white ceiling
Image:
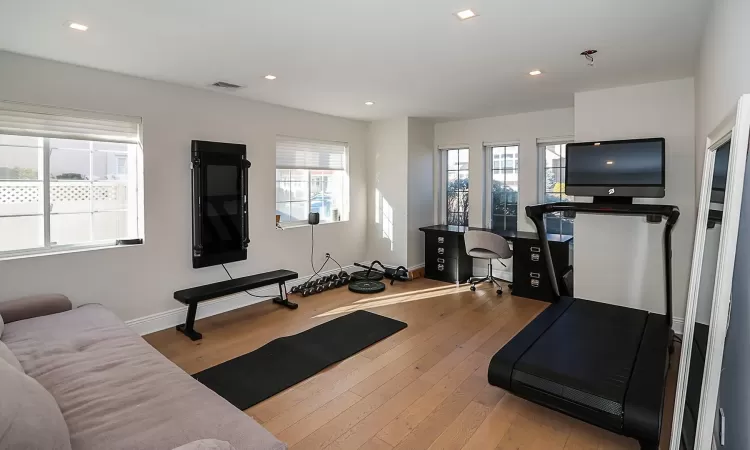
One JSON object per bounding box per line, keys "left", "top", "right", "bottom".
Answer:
{"left": 0, "top": 0, "right": 710, "bottom": 121}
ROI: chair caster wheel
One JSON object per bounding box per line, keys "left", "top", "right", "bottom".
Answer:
{"left": 470, "top": 285, "right": 476, "bottom": 292}
{"left": 496, "top": 289, "right": 502, "bottom": 295}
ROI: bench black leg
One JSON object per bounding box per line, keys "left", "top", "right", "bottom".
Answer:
{"left": 273, "top": 282, "right": 298, "bottom": 310}
{"left": 176, "top": 302, "right": 203, "bottom": 341}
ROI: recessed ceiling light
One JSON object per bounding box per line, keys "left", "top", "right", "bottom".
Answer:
{"left": 455, "top": 9, "right": 477, "bottom": 20}
{"left": 365, "top": 101, "right": 374, "bottom": 106}
{"left": 68, "top": 22, "right": 88, "bottom": 31}
{"left": 606, "top": 161, "right": 614, "bottom": 165}
{"left": 529, "top": 70, "right": 542, "bottom": 76}
{"left": 264, "top": 74, "right": 277, "bottom": 80}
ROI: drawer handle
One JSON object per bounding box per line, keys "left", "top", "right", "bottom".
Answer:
{"left": 437, "top": 258, "right": 445, "bottom": 263}
{"left": 531, "top": 253, "right": 540, "bottom": 262}
{"left": 530, "top": 272, "right": 541, "bottom": 279}
{"left": 530, "top": 246, "right": 541, "bottom": 253}
{"left": 437, "top": 247, "right": 445, "bottom": 255}
{"left": 437, "top": 237, "right": 445, "bottom": 244}
{"left": 437, "top": 264, "right": 445, "bottom": 271}
{"left": 531, "top": 279, "right": 540, "bottom": 288}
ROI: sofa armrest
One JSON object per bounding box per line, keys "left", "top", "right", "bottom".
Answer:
{"left": 0, "top": 294, "right": 72, "bottom": 323}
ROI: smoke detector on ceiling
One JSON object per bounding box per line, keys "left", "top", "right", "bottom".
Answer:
{"left": 580, "top": 50, "right": 598, "bottom": 67}
{"left": 210, "top": 81, "right": 244, "bottom": 90}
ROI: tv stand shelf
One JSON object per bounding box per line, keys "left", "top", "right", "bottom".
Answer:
{"left": 174, "top": 269, "right": 298, "bottom": 340}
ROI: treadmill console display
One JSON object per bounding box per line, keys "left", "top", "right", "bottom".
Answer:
{"left": 566, "top": 138, "right": 665, "bottom": 199}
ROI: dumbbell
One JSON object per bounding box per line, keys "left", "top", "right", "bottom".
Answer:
{"left": 290, "top": 285, "right": 300, "bottom": 294}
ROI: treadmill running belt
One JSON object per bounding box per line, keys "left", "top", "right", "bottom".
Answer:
{"left": 514, "top": 299, "right": 648, "bottom": 404}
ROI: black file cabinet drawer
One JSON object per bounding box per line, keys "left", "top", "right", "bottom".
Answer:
{"left": 512, "top": 237, "right": 573, "bottom": 302}
{"left": 421, "top": 228, "right": 473, "bottom": 284}
{"left": 425, "top": 257, "right": 459, "bottom": 283}
{"left": 425, "top": 234, "right": 460, "bottom": 260}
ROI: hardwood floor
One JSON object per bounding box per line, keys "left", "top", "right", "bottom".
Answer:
{"left": 145, "top": 278, "right": 679, "bottom": 450}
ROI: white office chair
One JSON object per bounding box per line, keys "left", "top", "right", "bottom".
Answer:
{"left": 464, "top": 230, "right": 513, "bottom": 295}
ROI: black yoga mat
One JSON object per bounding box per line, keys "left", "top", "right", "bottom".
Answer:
{"left": 194, "top": 310, "right": 407, "bottom": 410}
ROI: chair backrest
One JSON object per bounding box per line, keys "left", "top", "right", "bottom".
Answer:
{"left": 463, "top": 230, "right": 513, "bottom": 259}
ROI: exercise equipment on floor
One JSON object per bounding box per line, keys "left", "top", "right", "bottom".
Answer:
{"left": 488, "top": 202, "right": 679, "bottom": 449}
{"left": 348, "top": 261, "right": 411, "bottom": 294}
{"left": 290, "top": 213, "right": 352, "bottom": 298}
{"left": 289, "top": 270, "right": 351, "bottom": 297}
{"left": 352, "top": 261, "right": 410, "bottom": 285}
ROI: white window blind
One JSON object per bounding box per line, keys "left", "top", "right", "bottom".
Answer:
{"left": 0, "top": 101, "right": 141, "bottom": 144}
{"left": 276, "top": 138, "right": 347, "bottom": 170}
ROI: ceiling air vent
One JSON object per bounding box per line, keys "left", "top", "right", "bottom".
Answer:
{"left": 211, "top": 81, "right": 244, "bottom": 90}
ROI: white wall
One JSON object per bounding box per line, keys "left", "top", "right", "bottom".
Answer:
{"left": 694, "top": 0, "right": 750, "bottom": 193}
{"left": 695, "top": 0, "right": 750, "bottom": 447}
{"left": 366, "top": 118, "right": 408, "bottom": 266}
{"left": 574, "top": 78, "right": 696, "bottom": 320}
{"left": 0, "top": 51, "right": 368, "bottom": 322}
{"left": 406, "top": 118, "right": 434, "bottom": 268}
{"left": 434, "top": 108, "right": 575, "bottom": 231}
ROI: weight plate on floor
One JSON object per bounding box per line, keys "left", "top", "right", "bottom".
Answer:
{"left": 348, "top": 280, "right": 386, "bottom": 294}
{"left": 350, "top": 270, "right": 385, "bottom": 281}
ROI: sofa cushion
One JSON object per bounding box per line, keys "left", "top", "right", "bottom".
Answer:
{"left": 174, "top": 440, "right": 237, "bottom": 450}
{"left": 0, "top": 293, "right": 72, "bottom": 323}
{"left": 2, "top": 304, "right": 286, "bottom": 450}
{"left": 0, "top": 358, "right": 72, "bottom": 450}
{"left": 0, "top": 340, "right": 23, "bottom": 371}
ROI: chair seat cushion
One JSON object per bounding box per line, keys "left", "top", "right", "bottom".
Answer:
{"left": 467, "top": 249, "right": 500, "bottom": 259}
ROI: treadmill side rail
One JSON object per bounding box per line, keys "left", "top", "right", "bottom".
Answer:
{"left": 623, "top": 313, "right": 673, "bottom": 446}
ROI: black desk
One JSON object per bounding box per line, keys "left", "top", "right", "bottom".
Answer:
{"left": 419, "top": 225, "right": 573, "bottom": 302}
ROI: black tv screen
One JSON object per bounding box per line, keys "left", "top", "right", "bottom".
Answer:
{"left": 565, "top": 138, "right": 665, "bottom": 198}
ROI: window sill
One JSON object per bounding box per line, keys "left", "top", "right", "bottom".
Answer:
{"left": 277, "top": 220, "right": 349, "bottom": 230}
{"left": 0, "top": 240, "right": 143, "bottom": 262}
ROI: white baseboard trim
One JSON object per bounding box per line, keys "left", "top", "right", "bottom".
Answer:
{"left": 673, "top": 317, "right": 685, "bottom": 335}
{"left": 126, "top": 265, "right": 355, "bottom": 336}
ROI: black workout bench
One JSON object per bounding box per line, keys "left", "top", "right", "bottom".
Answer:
{"left": 173, "top": 269, "right": 298, "bottom": 341}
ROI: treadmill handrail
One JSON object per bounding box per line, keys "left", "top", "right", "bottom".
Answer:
{"left": 525, "top": 202, "right": 680, "bottom": 327}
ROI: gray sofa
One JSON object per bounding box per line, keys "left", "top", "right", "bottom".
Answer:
{"left": 0, "top": 295, "right": 287, "bottom": 450}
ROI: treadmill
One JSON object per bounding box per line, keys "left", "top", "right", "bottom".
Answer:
{"left": 488, "top": 202, "right": 679, "bottom": 449}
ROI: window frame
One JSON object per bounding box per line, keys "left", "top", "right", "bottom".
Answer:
{"left": 0, "top": 138, "right": 142, "bottom": 260}
{"left": 439, "top": 147, "right": 470, "bottom": 226}
{"left": 484, "top": 142, "right": 520, "bottom": 231}
{"left": 538, "top": 139, "right": 574, "bottom": 237}
{"left": 274, "top": 138, "right": 350, "bottom": 228}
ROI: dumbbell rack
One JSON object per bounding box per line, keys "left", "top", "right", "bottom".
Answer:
{"left": 289, "top": 271, "right": 351, "bottom": 297}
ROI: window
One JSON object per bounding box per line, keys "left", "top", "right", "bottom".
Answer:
{"left": 539, "top": 142, "right": 573, "bottom": 235}
{"left": 0, "top": 102, "right": 142, "bottom": 257}
{"left": 443, "top": 148, "right": 469, "bottom": 226}
{"left": 487, "top": 145, "right": 519, "bottom": 231}
{"left": 275, "top": 138, "right": 348, "bottom": 225}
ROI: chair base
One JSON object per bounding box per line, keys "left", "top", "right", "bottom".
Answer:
{"left": 467, "top": 260, "right": 508, "bottom": 295}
